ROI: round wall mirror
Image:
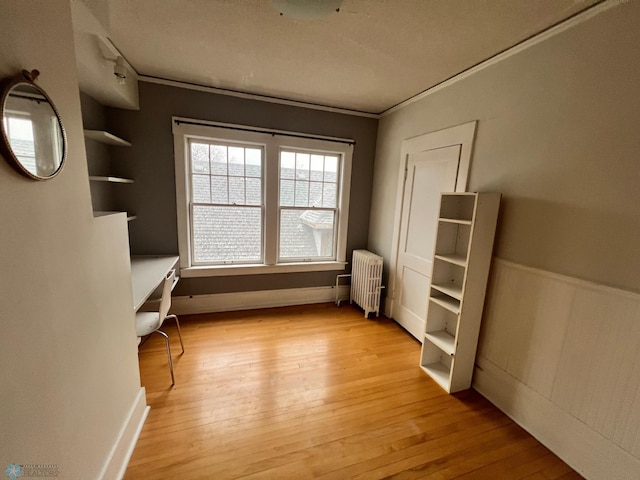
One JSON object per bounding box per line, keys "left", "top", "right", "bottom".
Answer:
{"left": 0, "top": 70, "right": 66, "bottom": 180}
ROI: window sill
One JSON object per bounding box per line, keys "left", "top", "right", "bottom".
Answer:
{"left": 180, "top": 261, "right": 347, "bottom": 278}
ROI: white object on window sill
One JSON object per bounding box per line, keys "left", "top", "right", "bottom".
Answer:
{"left": 181, "top": 261, "right": 347, "bottom": 278}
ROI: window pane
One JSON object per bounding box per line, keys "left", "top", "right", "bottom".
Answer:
{"left": 294, "top": 180, "right": 309, "bottom": 207}
{"left": 7, "top": 117, "right": 33, "bottom": 142}
{"left": 324, "top": 156, "right": 338, "bottom": 182}
{"left": 192, "top": 205, "right": 262, "bottom": 262}
{"left": 279, "top": 209, "right": 335, "bottom": 259}
{"left": 191, "top": 143, "right": 210, "bottom": 174}
{"left": 211, "top": 145, "right": 227, "bottom": 175}
{"left": 229, "top": 176, "right": 245, "bottom": 204}
{"left": 309, "top": 181, "right": 323, "bottom": 207}
{"left": 228, "top": 147, "right": 244, "bottom": 176}
{"left": 192, "top": 174, "right": 211, "bottom": 203}
{"left": 7, "top": 117, "right": 36, "bottom": 171}
{"left": 322, "top": 183, "right": 337, "bottom": 208}
{"left": 279, "top": 149, "right": 341, "bottom": 210}
{"left": 246, "top": 148, "right": 261, "bottom": 177}
{"left": 211, "top": 176, "right": 228, "bottom": 204}
{"left": 281, "top": 151, "right": 295, "bottom": 179}
{"left": 196, "top": 144, "right": 263, "bottom": 207}
{"left": 280, "top": 179, "right": 294, "bottom": 206}
{"left": 295, "top": 153, "right": 310, "bottom": 180}
{"left": 246, "top": 177, "right": 261, "bottom": 206}
{"left": 310, "top": 155, "right": 324, "bottom": 181}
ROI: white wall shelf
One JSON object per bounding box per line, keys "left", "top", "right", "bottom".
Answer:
{"left": 433, "top": 253, "right": 467, "bottom": 267}
{"left": 422, "top": 343, "right": 453, "bottom": 391}
{"left": 439, "top": 218, "right": 472, "bottom": 226}
{"left": 423, "top": 363, "right": 451, "bottom": 389}
{"left": 83, "top": 127, "right": 134, "bottom": 220}
{"left": 89, "top": 176, "right": 134, "bottom": 184}
{"left": 84, "top": 129, "right": 132, "bottom": 147}
{"left": 429, "top": 295, "right": 460, "bottom": 314}
{"left": 431, "top": 283, "right": 463, "bottom": 300}
{"left": 94, "top": 211, "right": 137, "bottom": 221}
{"left": 420, "top": 192, "right": 500, "bottom": 393}
{"left": 425, "top": 330, "right": 456, "bottom": 356}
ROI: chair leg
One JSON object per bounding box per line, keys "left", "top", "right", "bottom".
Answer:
{"left": 155, "top": 330, "right": 175, "bottom": 386}
{"left": 166, "top": 314, "right": 185, "bottom": 354}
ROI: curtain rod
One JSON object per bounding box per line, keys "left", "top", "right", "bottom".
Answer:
{"left": 173, "top": 119, "right": 355, "bottom": 146}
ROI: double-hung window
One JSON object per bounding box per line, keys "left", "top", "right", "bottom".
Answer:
{"left": 279, "top": 150, "right": 339, "bottom": 261}
{"left": 173, "top": 118, "right": 353, "bottom": 277}
{"left": 189, "top": 140, "right": 264, "bottom": 264}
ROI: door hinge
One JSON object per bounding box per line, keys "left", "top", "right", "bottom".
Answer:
{"left": 404, "top": 167, "right": 408, "bottom": 181}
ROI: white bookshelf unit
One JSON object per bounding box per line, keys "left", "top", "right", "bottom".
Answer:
{"left": 420, "top": 192, "right": 500, "bottom": 393}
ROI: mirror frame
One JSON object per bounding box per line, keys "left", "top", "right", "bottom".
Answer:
{"left": 0, "top": 69, "right": 67, "bottom": 180}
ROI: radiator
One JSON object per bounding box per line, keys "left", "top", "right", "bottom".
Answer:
{"left": 350, "top": 249, "right": 384, "bottom": 318}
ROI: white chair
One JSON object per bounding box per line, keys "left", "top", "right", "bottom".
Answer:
{"left": 136, "top": 269, "right": 184, "bottom": 386}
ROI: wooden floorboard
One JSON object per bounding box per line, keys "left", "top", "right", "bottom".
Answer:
{"left": 124, "top": 303, "right": 582, "bottom": 479}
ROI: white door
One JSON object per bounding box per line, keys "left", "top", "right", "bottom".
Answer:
{"left": 393, "top": 145, "right": 461, "bottom": 339}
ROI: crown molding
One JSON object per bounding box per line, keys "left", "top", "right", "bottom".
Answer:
{"left": 139, "top": 75, "right": 379, "bottom": 119}
{"left": 381, "top": 0, "right": 617, "bottom": 117}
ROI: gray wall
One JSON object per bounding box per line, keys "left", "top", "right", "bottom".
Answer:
{"left": 106, "top": 82, "right": 378, "bottom": 295}
{"left": 80, "top": 91, "right": 115, "bottom": 212}
{"left": 369, "top": 1, "right": 640, "bottom": 294}
{"left": 80, "top": 90, "right": 107, "bottom": 130}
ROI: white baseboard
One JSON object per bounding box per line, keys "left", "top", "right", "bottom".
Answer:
{"left": 473, "top": 360, "right": 640, "bottom": 480}
{"left": 98, "top": 387, "right": 150, "bottom": 480}
{"left": 171, "top": 285, "right": 351, "bottom": 315}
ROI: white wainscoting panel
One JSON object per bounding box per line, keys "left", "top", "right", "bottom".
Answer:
{"left": 478, "top": 263, "right": 575, "bottom": 398}
{"left": 475, "top": 259, "right": 640, "bottom": 480}
{"left": 551, "top": 288, "right": 640, "bottom": 458}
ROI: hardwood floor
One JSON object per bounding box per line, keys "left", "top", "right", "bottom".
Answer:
{"left": 125, "top": 303, "right": 582, "bottom": 479}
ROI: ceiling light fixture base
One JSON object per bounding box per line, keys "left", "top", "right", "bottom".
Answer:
{"left": 272, "top": 0, "right": 343, "bottom": 20}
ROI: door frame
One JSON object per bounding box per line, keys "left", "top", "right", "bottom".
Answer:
{"left": 387, "top": 121, "right": 477, "bottom": 320}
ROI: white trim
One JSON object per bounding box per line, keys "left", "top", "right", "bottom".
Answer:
{"left": 173, "top": 128, "right": 191, "bottom": 269}
{"left": 141, "top": 76, "right": 379, "bottom": 118}
{"left": 473, "top": 360, "right": 640, "bottom": 480}
{"left": 172, "top": 117, "right": 354, "bottom": 144}
{"left": 493, "top": 257, "right": 640, "bottom": 300}
{"left": 387, "top": 121, "right": 476, "bottom": 319}
{"left": 381, "top": 0, "right": 620, "bottom": 117}
{"left": 171, "top": 285, "right": 351, "bottom": 315}
{"left": 173, "top": 118, "right": 353, "bottom": 273}
{"left": 98, "top": 387, "right": 149, "bottom": 480}
{"left": 181, "top": 261, "right": 346, "bottom": 278}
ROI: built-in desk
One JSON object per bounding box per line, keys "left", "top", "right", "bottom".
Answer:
{"left": 130, "top": 255, "right": 179, "bottom": 311}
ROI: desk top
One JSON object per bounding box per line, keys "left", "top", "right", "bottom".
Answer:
{"left": 130, "top": 255, "right": 179, "bottom": 311}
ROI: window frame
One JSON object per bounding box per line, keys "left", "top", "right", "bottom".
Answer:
{"left": 187, "top": 138, "right": 266, "bottom": 266}
{"left": 277, "top": 147, "right": 341, "bottom": 263}
{"left": 173, "top": 118, "right": 352, "bottom": 277}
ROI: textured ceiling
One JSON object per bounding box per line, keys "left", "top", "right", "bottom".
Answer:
{"left": 100, "top": 0, "right": 601, "bottom": 114}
